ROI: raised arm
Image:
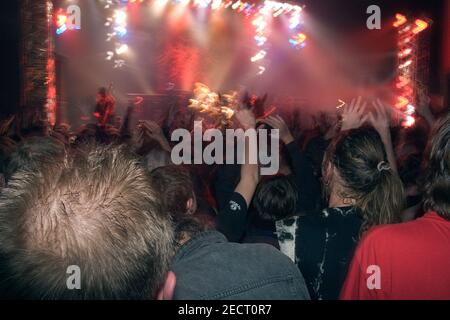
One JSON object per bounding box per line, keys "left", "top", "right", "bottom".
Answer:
{"left": 259, "top": 115, "right": 321, "bottom": 212}
{"left": 416, "top": 89, "right": 436, "bottom": 127}
{"left": 369, "top": 99, "right": 398, "bottom": 173}
{"left": 216, "top": 109, "right": 259, "bottom": 242}
{"left": 234, "top": 109, "right": 259, "bottom": 207}
{"left": 140, "top": 120, "right": 172, "bottom": 153}
{"left": 340, "top": 97, "right": 369, "bottom": 131}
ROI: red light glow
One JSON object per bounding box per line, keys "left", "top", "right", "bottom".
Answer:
{"left": 393, "top": 13, "right": 407, "bottom": 28}
{"left": 412, "top": 19, "right": 428, "bottom": 34}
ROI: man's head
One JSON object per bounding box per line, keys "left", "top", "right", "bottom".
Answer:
{"left": 253, "top": 176, "right": 298, "bottom": 221}
{"left": 5, "top": 136, "right": 65, "bottom": 182}
{"left": 423, "top": 113, "right": 450, "bottom": 219}
{"left": 150, "top": 165, "right": 197, "bottom": 220}
{"left": 0, "top": 144, "right": 175, "bottom": 299}
{"left": 149, "top": 165, "right": 210, "bottom": 247}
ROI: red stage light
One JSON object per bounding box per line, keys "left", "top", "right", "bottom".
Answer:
{"left": 402, "top": 86, "right": 413, "bottom": 96}
{"left": 403, "top": 115, "right": 416, "bottom": 128}
{"left": 398, "top": 48, "right": 412, "bottom": 58}
{"left": 56, "top": 13, "right": 67, "bottom": 27}
{"left": 393, "top": 13, "right": 407, "bottom": 28}
{"left": 395, "top": 96, "right": 409, "bottom": 109}
{"left": 398, "top": 59, "right": 413, "bottom": 69}
{"left": 412, "top": 19, "right": 428, "bottom": 34}
{"left": 396, "top": 76, "right": 409, "bottom": 88}
{"left": 294, "top": 33, "right": 307, "bottom": 44}
{"left": 289, "top": 32, "right": 307, "bottom": 47}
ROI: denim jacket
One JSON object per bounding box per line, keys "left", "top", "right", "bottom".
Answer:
{"left": 171, "top": 230, "right": 310, "bottom": 300}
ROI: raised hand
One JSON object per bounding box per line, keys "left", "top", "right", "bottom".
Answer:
{"left": 140, "top": 120, "right": 162, "bottom": 138}
{"left": 235, "top": 109, "right": 256, "bottom": 130}
{"left": 140, "top": 120, "right": 171, "bottom": 152}
{"left": 369, "top": 99, "right": 397, "bottom": 172}
{"left": 258, "top": 115, "right": 294, "bottom": 144}
{"left": 341, "top": 96, "right": 369, "bottom": 131}
{"left": 369, "top": 99, "right": 391, "bottom": 134}
{"left": 416, "top": 88, "right": 435, "bottom": 125}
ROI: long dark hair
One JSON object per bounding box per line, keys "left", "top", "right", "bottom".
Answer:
{"left": 323, "top": 127, "right": 405, "bottom": 233}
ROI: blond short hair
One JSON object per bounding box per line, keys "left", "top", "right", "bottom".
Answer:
{"left": 0, "top": 144, "right": 174, "bottom": 299}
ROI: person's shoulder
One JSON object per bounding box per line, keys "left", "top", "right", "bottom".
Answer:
{"left": 358, "top": 218, "right": 426, "bottom": 250}
{"left": 236, "top": 242, "right": 298, "bottom": 269}
{"left": 236, "top": 241, "right": 287, "bottom": 257}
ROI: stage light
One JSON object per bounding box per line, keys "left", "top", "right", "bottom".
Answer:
{"left": 250, "top": 50, "right": 266, "bottom": 62}
{"left": 56, "top": 24, "right": 68, "bottom": 35}
{"left": 106, "top": 51, "right": 114, "bottom": 61}
{"left": 396, "top": 76, "right": 409, "bottom": 89}
{"left": 393, "top": 13, "right": 429, "bottom": 128}
{"left": 195, "top": 0, "right": 211, "bottom": 8}
{"left": 398, "top": 25, "right": 411, "bottom": 35}
{"left": 101, "top": 0, "right": 308, "bottom": 71}
{"left": 56, "top": 13, "right": 67, "bottom": 27}
{"left": 273, "top": 8, "right": 284, "bottom": 17}
{"left": 405, "top": 104, "right": 415, "bottom": 115}
{"left": 398, "top": 60, "right": 412, "bottom": 69}
{"left": 231, "top": 1, "right": 240, "bottom": 10}
{"left": 395, "top": 96, "right": 409, "bottom": 109}
{"left": 336, "top": 99, "right": 346, "bottom": 109}
{"left": 412, "top": 19, "right": 428, "bottom": 34}
{"left": 223, "top": 0, "right": 232, "bottom": 8}
{"left": 399, "top": 36, "right": 412, "bottom": 45}
{"left": 403, "top": 115, "right": 415, "bottom": 128}
{"left": 289, "top": 14, "right": 300, "bottom": 29}
{"left": 258, "top": 66, "right": 266, "bottom": 75}
{"left": 252, "top": 15, "right": 267, "bottom": 33}
{"left": 116, "top": 44, "right": 129, "bottom": 55}
{"left": 254, "top": 35, "right": 267, "bottom": 46}
{"left": 402, "top": 86, "right": 413, "bottom": 97}
{"left": 114, "top": 9, "right": 127, "bottom": 26}
{"left": 211, "top": 0, "right": 222, "bottom": 10}
{"left": 393, "top": 13, "right": 407, "bottom": 28}
{"left": 398, "top": 48, "right": 412, "bottom": 58}
{"left": 114, "top": 59, "right": 126, "bottom": 68}
{"left": 114, "top": 26, "right": 128, "bottom": 37}
{"left": 55, "top": 11, "right": 69, "bottom": 35}
{"left": 289, "top": 32, "right": 307, "bottom": 48}
{"left": 153, "top": 0, "right": 169, "bottom": 14}
{"left": 243, "top": 3, "right": 254, "bottom": 15}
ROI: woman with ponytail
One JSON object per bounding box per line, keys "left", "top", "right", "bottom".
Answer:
{"left": 341, "top": 112, "right": 450, "bottom": 300}
{"left": 291, "top": 98, "right": 405, "bottom": 300}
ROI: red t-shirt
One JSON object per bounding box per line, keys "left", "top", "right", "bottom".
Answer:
{"left": 340, "top": 212, "right": 450, "bottom": 300}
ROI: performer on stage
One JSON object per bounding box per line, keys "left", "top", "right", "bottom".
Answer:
{"left": 93, "top": 85, "right": 116, "bottom": 126}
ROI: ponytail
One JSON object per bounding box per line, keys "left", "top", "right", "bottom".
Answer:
{"left": 327, "top": 128, "right": 405, "bottom": 233}
{"left": 357, "top": 166, "right": 404, "bottom": 233}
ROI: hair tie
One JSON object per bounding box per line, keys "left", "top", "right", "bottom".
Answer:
{"left": 377, "top": 161, "right": 391, "bottom": 172}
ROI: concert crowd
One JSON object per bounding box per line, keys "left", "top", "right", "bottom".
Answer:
{"left": 0, "top": 87, "right": 449, "bottom": 300}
